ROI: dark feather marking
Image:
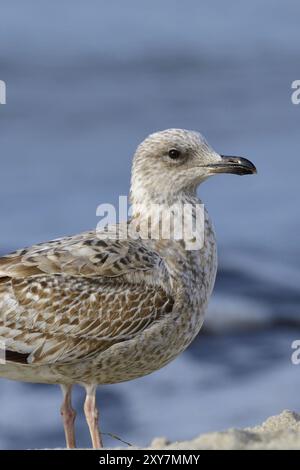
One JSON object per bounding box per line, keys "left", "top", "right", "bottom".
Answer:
{"left": 5, "top": 350, "right": 29, "bottom": 364}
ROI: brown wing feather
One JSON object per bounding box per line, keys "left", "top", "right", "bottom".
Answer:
{"left": 5, "top": 350, "right": 29, "bottom": 364}
{"left": 0, "top": 230, "right": 173, "bottom": 365}
{"left": 0, "top": 229, "right": 166, "bottom": 279}
{"left": 0, "top": 274, "right": 173, "bottom": 364}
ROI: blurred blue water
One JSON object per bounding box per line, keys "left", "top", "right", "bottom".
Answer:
{"left": 0, "top": 0, "right": 299, "bottom": 449}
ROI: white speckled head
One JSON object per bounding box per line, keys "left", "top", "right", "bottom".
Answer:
{"left": 130, "top": 128, "right": 256, "bottom": 206}
{"left": 131, "top": 129, "right": 220, "bottom": 205}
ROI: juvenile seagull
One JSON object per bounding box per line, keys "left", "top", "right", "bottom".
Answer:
{"left": 0, "top": 129, "right": 256, "bottom": 448}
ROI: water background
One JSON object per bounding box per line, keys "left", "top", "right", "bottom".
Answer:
{"left": 0, "top": 0, "right": 299, "bottom": 448}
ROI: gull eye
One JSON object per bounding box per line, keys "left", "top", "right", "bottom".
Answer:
{"left": 168, "top": 148, "right": 181, "bottom": 160}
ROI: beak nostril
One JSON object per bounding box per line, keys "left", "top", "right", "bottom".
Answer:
{"left": 221, "top": 155, "right": 242, "bottom": 164}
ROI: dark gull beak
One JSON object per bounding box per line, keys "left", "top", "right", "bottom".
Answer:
{"left": 206, "top": 155, "right": 257, "bottom": 176}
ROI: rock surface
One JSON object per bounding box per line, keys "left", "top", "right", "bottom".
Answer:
{"left": 144, "top": 410, "right": 300, "bottom": 450}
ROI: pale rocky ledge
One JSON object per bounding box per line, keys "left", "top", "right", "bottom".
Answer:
{"left": 52, "top": 410, "right": 300, "bottom": 449}
{"left": 138, "top": 410, "right": 300, "bottom": 450}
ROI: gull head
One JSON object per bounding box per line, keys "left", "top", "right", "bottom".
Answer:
{"left": 130, "top": 128, "right": 256, "bottom": 205}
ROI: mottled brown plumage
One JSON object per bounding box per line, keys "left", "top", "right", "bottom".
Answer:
{"left": 0, "top": 233, "right": 173, "bottom": 366}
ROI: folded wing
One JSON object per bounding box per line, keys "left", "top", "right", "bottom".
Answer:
{"left": 0, "top": 230, "right": 173, "bottom": 365}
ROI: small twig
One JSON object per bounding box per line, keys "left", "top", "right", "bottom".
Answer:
{"left": 101, "top": 432, "right": 133, "bottom": 447}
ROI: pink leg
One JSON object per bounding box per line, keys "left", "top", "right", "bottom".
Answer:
{"left": 83, "top": 384, "right": 103, "bottom": 448}
{"left": 60, "top": 384, "right": 77, "bottom": 449}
